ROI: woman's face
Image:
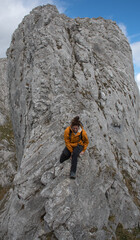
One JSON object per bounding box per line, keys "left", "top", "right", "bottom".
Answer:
{"left": 72, "top": 125, "right": 79, "bottom": 133}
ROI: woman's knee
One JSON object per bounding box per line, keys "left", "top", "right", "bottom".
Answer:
{"left": 60, "top": 147, "right": 71, "bottom": 163}
{"left": 73, "top": 145, "right": 83, "bottom": 155}
{"left": 63, "top": 147, "right": 71, "bottom": 156}
{"left": 60, "top": 153, "right": 64, "bottom": 163}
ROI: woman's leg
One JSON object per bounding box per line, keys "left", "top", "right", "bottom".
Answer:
{"left": 70, "top": 145, "right": 83, "bottom": 174}
{"left": 60, "top": 147, "right": 71, "bottom": 163}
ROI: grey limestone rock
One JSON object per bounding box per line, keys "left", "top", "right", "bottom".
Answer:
{"left": 0, "top": 58, "right": 17, "bottom": 236}
{"left": 0, "top": 4, "right": 140, "bottom": 240}
{"left": 0, "top": 59, "right": 17, "bottom": 187}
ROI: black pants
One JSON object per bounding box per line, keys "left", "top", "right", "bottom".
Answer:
{"left": 60, "top": 145, "right": 83, "bottom": 173}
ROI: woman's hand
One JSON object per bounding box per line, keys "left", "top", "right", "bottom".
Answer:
{"left": 80, "top": 151, "right": 84, "bottom": 156}
{"left": 70, "top": 153, "right": 73, "bottom": 159}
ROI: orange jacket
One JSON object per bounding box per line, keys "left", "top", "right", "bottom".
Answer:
{"left": 64, "top": 126, "right": 89, "bottom": 153}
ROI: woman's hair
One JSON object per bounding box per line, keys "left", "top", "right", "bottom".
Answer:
{"left": 71, "top": 116, "right": 82, "bottom": 127}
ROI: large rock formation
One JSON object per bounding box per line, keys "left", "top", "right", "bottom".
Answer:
{"left": 0, "top": 59, "right": 17, "bottom": 227}
{"left": 0, "top": 4, "right": 140, "bottom": 240}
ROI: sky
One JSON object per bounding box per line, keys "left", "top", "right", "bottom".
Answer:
{"left": 0, "top": 0, "right": 140, "bottom": 91}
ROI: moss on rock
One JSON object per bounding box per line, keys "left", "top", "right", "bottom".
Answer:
{"left": 115, "top": 223, "right": 140, "bottom": 240}
{"left": 0, "top": 116, "right": 15, "bottom": 148}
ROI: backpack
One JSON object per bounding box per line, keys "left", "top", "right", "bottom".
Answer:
{"left": 69, "top": 129, "right": 83, "bottom": 141}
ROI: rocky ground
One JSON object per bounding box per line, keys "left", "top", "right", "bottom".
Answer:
{"left": 0, "top": 4, "right": 140, "bottom": 240}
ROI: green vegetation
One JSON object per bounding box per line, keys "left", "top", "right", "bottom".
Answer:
{"left": 89, "top": 227, "right": 98, "bottom": 233}
{"left": 0, "top": 185, "right": 10, "bottom": 201}
{"left": 0, "top": 116, "right": 15, "bottom": 148}
{"left": 0, "top": 184, "right": 11, "bottom": 213}
{"left": 0, "top": 116, "right": 17, "bottom": 206}
{"left": 121, "top": 170, "right": 140, "bottom": 208}
{"left": 108, "top": 215, "right": 115, "bottom": 223}
{"left": 115, "top": 223, "right": 140, "bottom": 240}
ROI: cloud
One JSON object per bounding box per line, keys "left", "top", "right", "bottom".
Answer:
{"left": 135, "top": 73, "right": 140, "bottom": 92}
{"left": 131, "top": 42, "right": 140, "bottom": 68}
{"left": 129, "top": 32, "right": 140, "bottom": 40}
{"left": 52, "top": 0, "right": 66, "bottom": 13}
{"left": 0, "top": 0, "right": 65, "bottom": 58}
{"left": 117, "top": 23, "right": 140, "bottom": 92}
{"left": 118, "top": 23, "right": 128, "bottom": 37}
{"left": 0, "top": 0, "right": 35, "bottom": 57}
{"left": 131, "top": 42, "right": 140, "bottom": 91}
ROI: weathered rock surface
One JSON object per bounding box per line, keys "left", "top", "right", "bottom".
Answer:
{"left": 0, "top": 58, "right": 16, "bottom": 185}
{"left": 1, "top": 4, "right": 140, "bottom": 240}
{"left": 0, "top": 58, "right": 17, "bottom": 234}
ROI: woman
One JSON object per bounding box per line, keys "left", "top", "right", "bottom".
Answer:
{"left": 60, "top": 116, "right": 89, "bottom": 179}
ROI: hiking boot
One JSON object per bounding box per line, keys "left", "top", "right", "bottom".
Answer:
{"left": 70, "top": 171, "right": 76, "bottom": 179}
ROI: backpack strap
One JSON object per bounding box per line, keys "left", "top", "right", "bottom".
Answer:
{"left": 69, "top": 128, "right": 83, "bottom": 142}
{"left": 69, "top": 129, "right": 72, "bottom": 139}
{"left": 79, "top": 130, "right": 82, "bottom": 141}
